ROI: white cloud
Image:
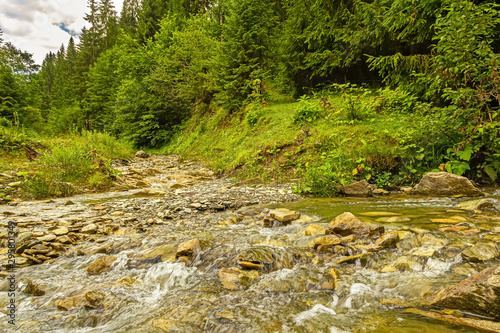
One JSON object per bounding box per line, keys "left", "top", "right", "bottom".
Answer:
{"left": 0, "top": 0, "right": 124, "bottom": 64}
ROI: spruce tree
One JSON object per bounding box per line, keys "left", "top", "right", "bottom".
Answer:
{"left": 120, "top": 0, "right": 141, "bottom": 36}
{"left": 84, "top": 0, "right": 102, "bottom": 66}
{"left": 99, "top": 0, "right": 118, "bottom": 49}
{"left": 137, "top": 0, "right": 170, "bottom": 42}
{"left": 218, "top": 0, "right": 276, "bottom": 109}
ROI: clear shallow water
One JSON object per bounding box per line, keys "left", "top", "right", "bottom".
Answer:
{"left": 3, "top": 192, "right": 500, "bottom": 332}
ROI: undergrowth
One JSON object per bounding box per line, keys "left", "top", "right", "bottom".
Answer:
{"left": 0, "top": 125, "right": 133, "bottom": 199}
{"left": 166, "top": 85, "right": 469, "bottom": 197}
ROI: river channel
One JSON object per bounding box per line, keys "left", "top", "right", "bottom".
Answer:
{"left": 1, "top": 155, "right": 499, "bottom": 332}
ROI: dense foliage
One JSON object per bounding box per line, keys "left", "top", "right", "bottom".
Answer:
{"left": 1, "top": 0, "right": 499, "bottom": 188}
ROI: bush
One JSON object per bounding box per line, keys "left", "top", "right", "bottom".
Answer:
{"left": 293, "top": 95, "right": 322, "bottom": 124}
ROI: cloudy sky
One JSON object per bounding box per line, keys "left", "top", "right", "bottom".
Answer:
{"left": 0, "top": 0, "right": 124, "bottom": 65}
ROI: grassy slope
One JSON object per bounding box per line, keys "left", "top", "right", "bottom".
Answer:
{"left": 0, "top": 127, "right": 133, "bottom": 201}
{"left": 165, "top": 89, "right": 448, "bottom": 196}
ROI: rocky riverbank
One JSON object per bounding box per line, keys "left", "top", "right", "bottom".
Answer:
{"left": 1, "top": 154, "right": 500, "bottom": 332}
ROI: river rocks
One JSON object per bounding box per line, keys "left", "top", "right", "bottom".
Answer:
{"left": 237, "top": 246, "right": 293, "bottom": 271}
{"left": 413, "top": 172, "right": 483, "bottom": 196}
{"left": 56, "top": 295, "right": 86, "bottom": 311}
{"left": 217, "top": 267, "right": 259, "bottom": 290}
{"left": 23, "top": 280, "right": 47, "bottom": 296}
{"left": 132, "top": 244, "right": 177, "bottom": 267}
{"left": 16, "top": 232, "right": 33, "bottom": 244}
{"left": 419, "top": 233, "right": 449, "bottom": 247}
{"left": 176, "top": 239, "right": 201, "bottom": 258}
{"left": 374, "top": 232, "right": 399, "bottom": 249}
{"left": 237, "top": 246, "right": 275, "bottom": 270}
{"left": 84, "top": 291, "right": 106, "bottom": 309}
{"left": 337, "top": 252, "right": 371, "bottom": 265}
{"left": 309, "top": 234, "right": 356, "bottom": 250}
{"left": 341, "top": 180, "right": 372, "bottom": 197}
{"left": 456, "top": 198, "right": 500, "bottom": 212}
{"left": 269, "top": 208, "right": 301, "bottom": 223}
{"left": 236, "top": 205, "right": 263, "bottom": 216}
{"left": 327, "top": 212, "right": 384, "bottom": 237}
{"left": 396, "top": 233, "right": 448, "bottom": 253}
{"left": 406, "top": 308, "right": 500, "bottom": 332}
{"left": 51, "top": 227, "right": 69, "bottom": 236}
{"left": 81, "top": 223, "right": 98, "bottom": 234}
{"left": 427, "top": 264, "right": 500, "bottom": 320}
{"left": 85, "top": 256, "right": 117, "bottom": 275}
{"left": 409, "top": 244, "right": 440, "bottom": 258}
{"left": 250, "top": 266, "right": 336, "bottom": 292}
{"left": 37, "top": 234, "right": 57, "bottom": 242}
{"left": 135, "top": 150, "right": 149, "bottom": 158}
{"left": 461, "top": 243, "right": 500, "bottom": 262}
{"left": 303, "top": 224, "right": 326, "bottom": 236}
{"left": 133, "top": 188, "right": 166, "bottom": 197}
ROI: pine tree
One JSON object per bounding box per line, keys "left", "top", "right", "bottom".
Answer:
{"left": 120, "top": 0, "right": 141, "bottom": 36}
{"left": 99, "top": 0, "right": 118, "bottom": 49}
{"left": 137, "top": 0, "right": 170, "bottom": 42}
{"left": 84, "top": 0, "right": 102, "bottom": 66}
{"left": 218, "top": 0, "right": 276, "bottom": 109}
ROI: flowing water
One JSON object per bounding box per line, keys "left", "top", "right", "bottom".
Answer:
{"left": 1, "top": 157, "right": 499, "bottom": 333}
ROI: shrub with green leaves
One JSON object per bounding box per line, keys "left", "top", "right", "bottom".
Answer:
{"left": 293, "top": 95, "right": 322, "bottom": 124}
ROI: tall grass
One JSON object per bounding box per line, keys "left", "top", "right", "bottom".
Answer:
{"left": 20, "top": 131, "right": 133, "bottom": 199}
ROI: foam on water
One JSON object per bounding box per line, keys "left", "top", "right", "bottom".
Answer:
{"left": 294, "top": 304, "right": 337, "bottom": 323}
{"left": 140, "top": 261, "right": 200, "bottom": 304}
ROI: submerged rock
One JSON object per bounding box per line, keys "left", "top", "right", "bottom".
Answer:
{"left": 327, "top": 212, "right": 384, "bottom": 237}
{"left": 55, "top": 295, "right": 86, "bottom": 311}
{"left": 374, "top": 232, "right": 399, "bottom": 249}
{"left": 176, "top": 239, "right": 201, "bottom": 258}
{"left": 237, "top": 245, "right": 293, "bottom": 271}
{"left": 461, "top": 243, "right": 500, "bottom": 262}
{"left": 413, "top": 172, "right": 482, "bottom": 196}
{"left": 85, "top": 256, "right": 117, "bottom": 275}
{"left": 250, "top": 266, "right": 336, "bottom": 292}
{"left": 217, "top": 267, "right": 259, "bottom": 290}
{"left": 456, "top": 198, "right": 500, "bottom": 212}
{"left": 303, "top": 224, "right": 326, "bottom": 236}
{"left": 407, "top": 308, "right": 500, "bottom": 332}
{"left": 309, "top": 234, "right": 356, "bottom": 250}
{"left": 237, "top": 205, "right": 264, "bottom": 216}
{"left": 428, "top": 264, "right": 500, "bottom": 320}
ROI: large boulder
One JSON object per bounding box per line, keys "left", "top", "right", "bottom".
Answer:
{"left": 135, "top": 150, "right": 149, "bottom": 158}
{"left": 428, "top": 264, "right": 500, "bottom": 320}
{"left": 341, "top": 179, "right": 372, "bottom": 197}
{"left": 326, "top": 212, "right": 384, "bottom": 237}
{"left": 413, "top": 172, "right": 482, "bottom": 196}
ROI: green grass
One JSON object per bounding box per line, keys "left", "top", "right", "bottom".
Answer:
{"left": 165, "top": 88, "right": 453, "bottom": 196}
{"left": 0, "top": 126, "right": 134, "bottom": 199}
